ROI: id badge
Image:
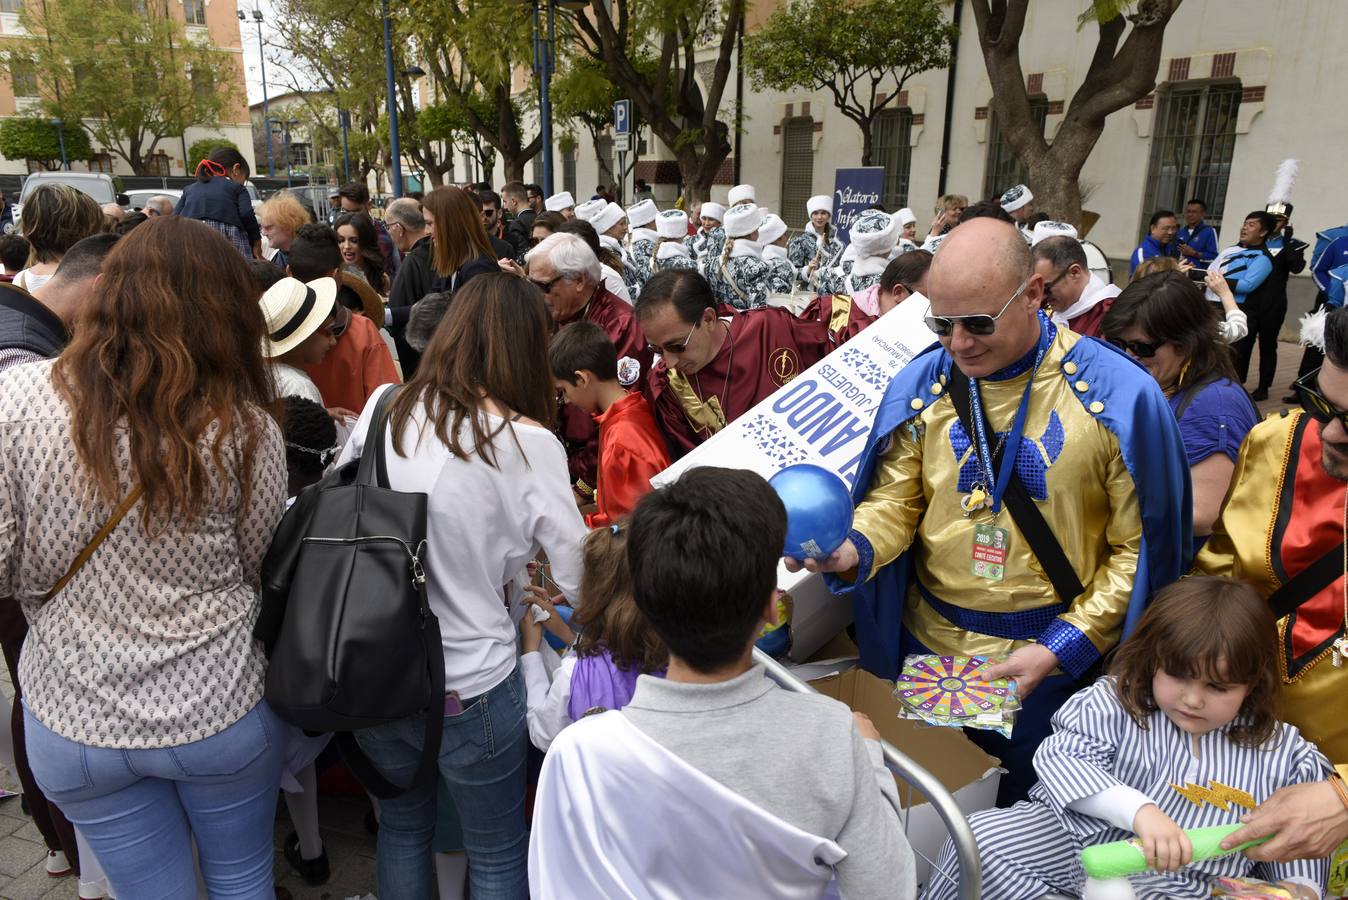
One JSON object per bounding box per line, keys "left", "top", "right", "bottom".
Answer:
{"left": 971, "top": 523, "right": 1009, "bottom": 582}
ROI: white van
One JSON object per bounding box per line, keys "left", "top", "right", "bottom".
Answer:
{"left": 14, "top": 172, "right": 121, "bottom": 233}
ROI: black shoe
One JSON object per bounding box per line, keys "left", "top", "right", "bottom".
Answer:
{"left": 283, "top": 832, "right": 330, "bottom": 887}
{"left": 1282, "top": 392, "right": 1299, "bottom": 404}
{"left": 1251, "top": 387, "right": 1269, "bottom": 402}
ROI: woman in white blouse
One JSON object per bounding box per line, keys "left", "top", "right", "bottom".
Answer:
{"left": 339, "top": 272, "right": 587, "bottom": 899}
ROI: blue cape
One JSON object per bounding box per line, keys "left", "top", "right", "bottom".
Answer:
{"left": 827, "top": 336, "right": 1193, "bottom": 679}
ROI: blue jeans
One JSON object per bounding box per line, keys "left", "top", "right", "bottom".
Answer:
{"left": 24, "top": 700, "right": 284, "bottom": 900}
{"left": 357, "top": 666, "right": 529, "bottom": 900}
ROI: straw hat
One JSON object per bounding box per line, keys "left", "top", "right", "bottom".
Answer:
{"left": 260, "top": 276, "right": 338, "bottom": 358}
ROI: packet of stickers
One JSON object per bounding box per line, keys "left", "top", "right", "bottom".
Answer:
{"left": 892, "top": 653, "right": 1020, "bottom": 738}
{"left": 1209, "top": 876, "right": 1301, "bottom": 899}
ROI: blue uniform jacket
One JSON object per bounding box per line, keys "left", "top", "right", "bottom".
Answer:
{"left": 825, "top": 336, "right": 1193, "bottom": 679}
{"left": 1312, "top": 225, "right": 1348, "bottom": 294}
{"left": 1177, "top": 223, "right": 1218, "bottom": 269}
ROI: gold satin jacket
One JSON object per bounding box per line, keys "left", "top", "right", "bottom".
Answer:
{"left": 851, "top": 327, "right": 1143, "bottom": 665}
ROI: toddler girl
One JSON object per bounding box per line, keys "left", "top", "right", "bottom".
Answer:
{"left": 925, "top": 576, "right": 1330, "bottom": 900}
{"left": 519, "top": 524, "right": 667, "bottom": 750}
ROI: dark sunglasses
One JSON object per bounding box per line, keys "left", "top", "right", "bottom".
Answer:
{"left": 529, "top": 275, "right": 563, "bottom": 294}
{"left": 1295, "top": 369, "right": 1348, "bottom": 430}
{"left": 1106, "top": 336, "right": 1164, "bottom": 359}
{"left": 924, "top": 277, "right": 1029, "bottom": 337}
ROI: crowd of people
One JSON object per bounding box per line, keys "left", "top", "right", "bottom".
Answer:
{"left": 0, "top": 139, "right": 1345, "bottom": 900}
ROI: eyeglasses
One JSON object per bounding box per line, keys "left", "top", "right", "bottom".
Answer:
{"left": 1106, "top": 336, "right": 1164, "bottom": 359}
{"left": 1043, "top": 267, "right": 1074, "bottom": 299}
{"left": 647, "top": 318, "right": 700, "bottom": 356}
{"left": 924, "top": 277, "right": 1030, "bottom": 337}
{"left": 529, "top": 275, "right": 564, "bottom": 294}
{"left": 1295, "top": 369, "right": 1348, "bottom": 430}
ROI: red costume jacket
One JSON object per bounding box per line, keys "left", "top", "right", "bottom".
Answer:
{"left": 556, "top": 287, "right": 653, "bottom": 495}
{"left": 647, "top": 307, "right": 832, "bottom": 457}
{"left": 584, "top": 392, "right": 671, "bottom": 527}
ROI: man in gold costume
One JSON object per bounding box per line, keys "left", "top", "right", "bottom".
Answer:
{"left": 799, "top": 219, "right": 1192, "bottom": 804}
{"left": 1201, "top": 309, "right": 1348, "bottom": 866}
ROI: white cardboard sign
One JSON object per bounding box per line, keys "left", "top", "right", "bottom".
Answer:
{"left": 653, "top": 296, "right": 935, "bottom": 659}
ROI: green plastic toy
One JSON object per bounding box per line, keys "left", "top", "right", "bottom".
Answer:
{"left": 1082, "top": 824, "right": 1273, "bottom": 878}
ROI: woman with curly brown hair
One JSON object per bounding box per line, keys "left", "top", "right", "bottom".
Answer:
{"left": 0, "top": 216, "right": 288, "bottom": 898}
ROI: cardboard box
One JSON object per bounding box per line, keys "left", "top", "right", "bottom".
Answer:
{"left": 810, "top": 668, "right": 1002, "bottom": 890}
{"left": 652, "top": 298, "right": 936, "bottom": 661}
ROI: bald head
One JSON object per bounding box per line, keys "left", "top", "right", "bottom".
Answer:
{"left": 926, "top": 218, "right": 1043, "bottom": 378}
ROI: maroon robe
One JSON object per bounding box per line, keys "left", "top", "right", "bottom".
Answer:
{"left": 556, "top": 287, "right": 652, "bottom": 495}
{"left": 799, "top": 293, "right": 876, "bottom": 345}
{"left": 648, "top": 307, "right": 832, "bottom": 458}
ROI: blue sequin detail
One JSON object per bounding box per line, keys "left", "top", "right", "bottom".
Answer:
{"left": 1038, "top": 619, "right": 1100, "bottom": 680}
{"left": 849, "top": 529, "right": 875, "bottom": 585}
{"left": 949, "top": 411, "right": 1064, "bottom": 501}
{"left": 919, "top": 584, "right": 1069, "bottom": 640}
{"left": 986, "top": 313, "right": 1056, "bottom": 382}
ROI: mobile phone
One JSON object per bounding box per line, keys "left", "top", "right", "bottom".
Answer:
{"left": 444, "top": 691, "right": 465, "bottom": 716}
{"left": 1187, "top": 268, "right": 1208, "bottom": 282}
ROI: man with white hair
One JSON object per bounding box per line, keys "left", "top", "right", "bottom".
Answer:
{"left": 385, "top": 197, "right": 434, "bottom": 375}
{"left": 143, "top": 195, "right": 175, "bottom": 218}
{"left": 527, "top": 232, "right": 652, "bottom": 500}
{"left": 787, "top": 195, "right": 843, "bottom": 290}
{"left": 545, "top": 191, "right": 576, "bottom": 219}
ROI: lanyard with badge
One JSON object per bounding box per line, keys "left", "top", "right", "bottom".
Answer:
{"left": 962, "top": 319, "right": 1050, "bottom": 582}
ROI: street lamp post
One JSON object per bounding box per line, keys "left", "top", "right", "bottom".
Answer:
{"left": 238, "top": 8, "right": 273, "bottom": 177}
{"left": 51, "top": 118, "right": 67, "bottom": 170}
{"left": 524, "top": 0, "right": 584, "bottom": 196}
{"left": 339, "top": 109, "right": 351, "bottom": 184}
{"left": 381, "top": 0, "right": 403, "bottom": 198}
{"left": 278, "top": 119, "right": 298, "bottom": 188}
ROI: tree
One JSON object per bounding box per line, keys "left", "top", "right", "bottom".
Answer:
{"left": 743, "top": 0, "right": 955, "bottom": 166}
{"left": 571, "top": 0, "right": 744, "bottom": 203}
{"left": 3, "top": 0, "right": 239, "bottom": 175}
{"left": 0, "top": 116, "right": 92, "bottom": 169}
{"left": 972, "top": 0, "right": 1182, "bottom": 222}
{"left": 187, "top": 137, "right": 238, "bottom": 173}
{"left": 552, "top": 57, "right": 624, "bottom": 190}
{"left": 267, "top": 0, "right": 413, "bottom": 186}
{"left": 404, "top": 0, "right": 542, "bottom": 183}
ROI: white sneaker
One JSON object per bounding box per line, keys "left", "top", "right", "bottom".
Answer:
{"left": 45, "top": 849, "right": 71, "bottom": 876}
{"left": 78, "top": 877, "right": 107, "bottom": 899}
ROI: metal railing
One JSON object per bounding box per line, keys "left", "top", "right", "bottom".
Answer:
{"left": 753, "top": 647, "right": 981, "bottom": 899}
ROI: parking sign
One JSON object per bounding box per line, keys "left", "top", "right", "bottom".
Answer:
{"left": 613, "top": 100, "right": 631, "bottom": 135}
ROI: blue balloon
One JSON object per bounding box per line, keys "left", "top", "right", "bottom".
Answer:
{"left": 769, "top": 463, "right": 854, "bottom": 560}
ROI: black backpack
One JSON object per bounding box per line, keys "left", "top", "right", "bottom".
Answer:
{"left": 255, "top": 386, "right": 444, "bottom": 797}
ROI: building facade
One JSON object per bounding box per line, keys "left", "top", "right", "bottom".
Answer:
{"left": 513, "top": 0, "right": 1348, "bottom": 265}
{"left": 0, "top": 0, "right": 254, "bottom": 177}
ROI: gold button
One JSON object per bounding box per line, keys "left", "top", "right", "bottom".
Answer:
{"left": 1090, "top": 401, "right": 1105, "bottom": 414}
{"left": 930, "top": 382, "right": 943, "bottom": 395}
{"left": 1075, "top": 380, "right": 1089, "bottom": 393}
{"left": 1063, "top": 362, "right": 1078, "bottom": 376}
{"left": 910, "top": 398, "right": 924, "bottom": 410}
{"left": 940, "top": 373, "right": 948, "bottom": 385}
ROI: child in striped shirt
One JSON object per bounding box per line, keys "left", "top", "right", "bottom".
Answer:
{"left": 925, "top": 576, "right": 1330, "bottom": 900}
